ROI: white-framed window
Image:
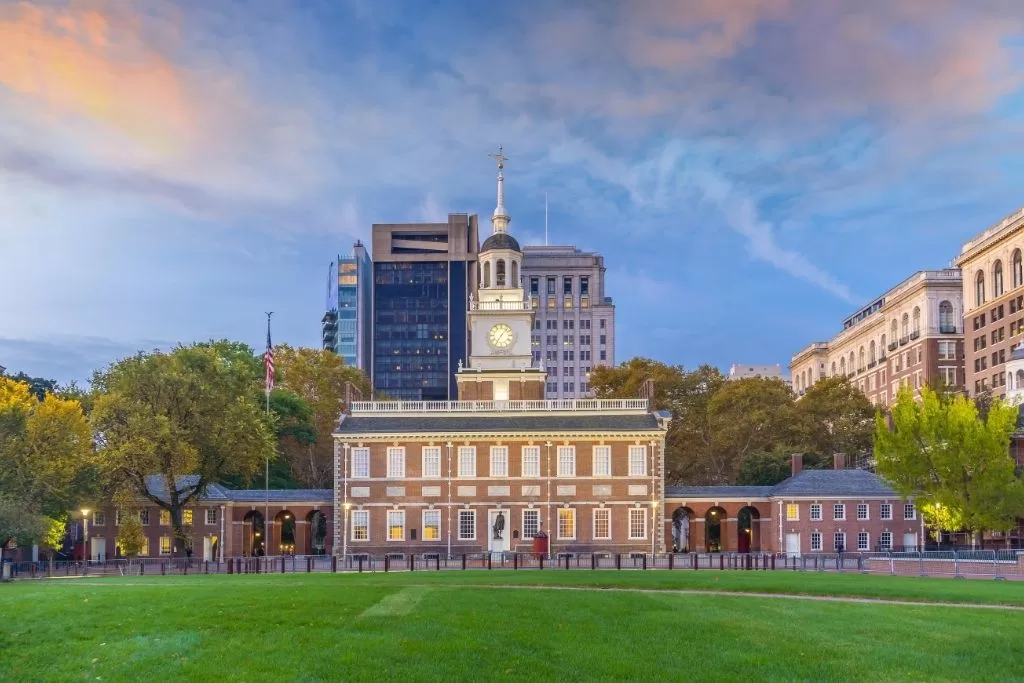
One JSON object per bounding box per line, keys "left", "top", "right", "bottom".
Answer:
{"left": 93, "top": 511, "right": 106, "bottom": 526}
{"left": 557, "top": 508, "right": 576, "bottom": 539}
{"left": 904, "top": 503, "right": 916, "bottom": 520}
{"left": 458, "top": 510, "right": 476, "bottom": 540}
{"left": 880, "top": 503, "right": 893, "bottom": 520}
{"left": 159, "top": 510, "right": 171, "bottom": 526}
{"left": 351, "top": 447, "right": 370, "bottom": 479}
{"left": 557, "top": 446, "right": 576, "bottom": 477}
{"left": 522, "top": 509, "right": 540, "bottom": 539}
{"left": 628, "top": 445, "right": 647, "bottom": 476}
{"left": 351, "top": 510, "right": 369, "bottom": 541}
{"left": 880, "top": 531, "right": 893, "bottom": 550}
{"left": 810, "top": 504, "right": 822, "bottom": 521}
{"left": 422, "top": 447, "right": 442, "bottom": 479}
{"left": 490, "top": 447, "right": 509, "bottom": 477}
{"left": 628, "top": 508, "right": 647, "bottom": 540}
{"left": 786, "top": 504, "right": 799, "bottom": 521}
{"left": 592, "top": 446, "right": 611, "bottom": 477}
{"left": 138, "top": 509, "right": 150, "bottom": 526}
{"left": 810, "top": 532, "right": 822, "bottom": 551}
{"left": 115, "top": 510, "right": 124, "bottom": 526}
{"left": 159, "top": 537, "right": 172, "bottom": 556}
{"left": 387, "top": 510, "right": 405, "bottom": 541}
{"left": 139, "top": 537, "right": 151, "bottom": 557}
{"left": 856, "top": 504, "right": 868, "bottom": 521}
{"left": 593, "top": 508, "right": 611, "bottom": 539}
{"left": 834, "top": 532, "right": 846, "bottom": 552}
{"left": 938, "top": 340, "right": 956, "bottom": 360}
{"left": 857, "top": 531, "right": 869, "bottom": 551}
{"left": 458, "top": 447, "right": 477, "bottom": 478}
{"left": 939, "top": 366, "right": 957, "bottom": 386}
{"left": 386, "top": 447, "right": 406, "bottom": 478}
{"left": 521, "top": 446, "right": 541, "bottom": 477}
{"left": 833, "top": 504, "right": 846, "bottom": 521}
{"left": 422, "top": 509, "right": 441, "bottom": 541}
{"left": 182, "top": 509, "right": 193, "bottom": 526}
{"left": 206, "top": 508, "right": 218, "bottom": 526}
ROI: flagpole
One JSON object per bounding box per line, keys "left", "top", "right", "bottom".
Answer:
{"left": 264, "top": 311, "right": 273, "bottom": 558}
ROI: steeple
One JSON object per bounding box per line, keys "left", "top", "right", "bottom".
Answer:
{"left": 489, "top": 145, "right": 510, "bottom": 233}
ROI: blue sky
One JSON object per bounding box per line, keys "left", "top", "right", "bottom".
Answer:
{"left": 1, "top": 0, "right": 1023, "bottom": 385}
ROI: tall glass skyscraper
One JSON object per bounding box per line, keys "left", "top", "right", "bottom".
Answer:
{"left": 322, "top": 241, "right": 372, "bottom": 373}
{"left": 371, "top": 215, "right": 478, "bottom": 400}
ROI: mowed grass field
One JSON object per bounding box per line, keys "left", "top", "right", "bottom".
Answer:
{"left": 2, "top": 571, "right": 1024, "bottom": 682}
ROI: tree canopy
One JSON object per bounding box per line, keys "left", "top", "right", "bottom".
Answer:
{"left": 591, "top": 357, "right": 876, "bottom": 485}
{"left": 90, "top": 343, "right": 276, "bottom": 554}
{"left": 874, "top": 386, "right": 1024, "bottom": 543}
{"left": 273, "top": 345, "right": 371, "bottom": 488}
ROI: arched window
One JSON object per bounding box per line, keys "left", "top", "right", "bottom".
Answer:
{"left": 939, "top": 300, "right": 954, "bottom": 332}
{"left": 800, "top": 371, "right": 806, "bottom": 391}
{"left": 830, "top": 361, "right": 836, "bottom": 376}
{"left": 890, "top": 320, "right": 898, "bottom": 343}
{"left": 880, "top": 334, "right": 887, "bottom": 356}
{"left": 496, "top": 260, "right": 506, "bottom": 287}
{"left": 993, "top": 261, "right": 1004, "bottom": 297}
{"left": 482, "top": 261, "right": 491, "bottom": 288}
{"left": 912, "top": 307, "right": 921, "bottom": 335}
{"left": 840, "top": 357, "right": 846, "bottom": 374}
{"left": 976, "top": 270, "right": 986, "bottom": 307}
{"left": 511, "top": 260, "right": 519, "bottom": 288}
{"left": 1017, "top": 368, "right": 1024, "bottom": 388}
{"left": 858, "top": 347, "right": 865, "bottom": 370}
{"left": 848, "top": 352, "right": 854, "bottom": 374}
{"left": 901, "top": 313, "right": 909, "bottom": 340}
{"left": 1014, "top": 250, "right": 1023, "bottom": 288}
{"left": 869, "top": 341, "right": 876, "bottom": 364}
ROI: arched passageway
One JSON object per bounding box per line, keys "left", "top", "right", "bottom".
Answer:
{"left": 705, "top": 507, "right": 726, "bottom": 552}
{"left": 737, "top": 506, "right": 761, "bottom": 553}
{"left": 242, "top": 511, "right": 265, "bottom": 557}
{"left": 307, "top": 510, "right": 328, "bottom": 555}
{"left": 276, "top": 510, "right": 297, "bottom": 555}
{"left": 671, "top": 507, "right": 694, "bottom": 553}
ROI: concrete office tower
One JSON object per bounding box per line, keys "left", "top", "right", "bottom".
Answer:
{"left": 521, "top": 246, "right": 615, "bottom": 398}
{"left": 371, "top": 214, "right": 479, "bottom": 400}
{"left": 321, "top": 241, "right": 372, "bottom": 373}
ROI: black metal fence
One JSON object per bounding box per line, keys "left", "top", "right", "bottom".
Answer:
{"left": 4, "top": 549, "right": 1021, "bottom": 580}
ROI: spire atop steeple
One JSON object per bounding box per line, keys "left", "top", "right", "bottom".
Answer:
{"left": 489, "top": 145, "right": 510, "bottom": 233}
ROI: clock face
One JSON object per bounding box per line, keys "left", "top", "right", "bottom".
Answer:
{"left": 488, "top": 324, "right": 514, "bottom": 349}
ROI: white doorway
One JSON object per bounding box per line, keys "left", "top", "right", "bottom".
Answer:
{"left": 488, "top": 510, "right": 510, "bottom": 555}
{"left": 903, "top": 532, "right": 917, "bottom": 552}
{"left": 785, "top": 533, "right": 800, "bottom": 557}
{"left": 203, "top": 537, "right": 213, "bottom": 562}
{"left": 90, "top": 537, "right": 106, "bottom": 562}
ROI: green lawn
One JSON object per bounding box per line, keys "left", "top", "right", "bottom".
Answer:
{"left": 2, "top": 572, "right": 1023, "bottom": 682}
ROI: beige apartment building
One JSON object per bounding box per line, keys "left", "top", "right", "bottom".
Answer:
{"left": 791, "top": 270, "right": 965, "bottom": 406}
{"left": 954, "top": 207, "right": 1024, "bottom": 397}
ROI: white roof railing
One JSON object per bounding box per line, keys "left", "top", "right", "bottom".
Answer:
{"left": 350, "top": 399, "right": 649, "bottom": 414}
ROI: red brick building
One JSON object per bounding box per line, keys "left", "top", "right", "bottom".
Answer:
{"left": 665, "top": 455, "right": 921, "bottom": 555}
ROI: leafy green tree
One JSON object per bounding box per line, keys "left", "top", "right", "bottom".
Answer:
{"left": 0, "top": 377, "right": 96, "bottom": 518}
{"left": 794, "top": 376, "right": 875, "bottom": 465}
{"left": 1, "top": 371, "right": 57, "bottom": 401}
{"left": 90, "top": 343, "right": 276, "bottom": 556}
{"left": 274, "top": 345, "right": 371, "bottom": 488}
{"left": 116, "top": 511, "right": 146, "bottom": 558}
{"left": 736, "top": 450, "right": 830, "bottom": 486}
{"left": 875, "top": 386, "right": 1024, "bottom": 546}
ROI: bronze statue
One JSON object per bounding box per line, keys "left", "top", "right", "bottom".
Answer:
{"left": 492, "top": 512, "right": 505, "bottom": 540}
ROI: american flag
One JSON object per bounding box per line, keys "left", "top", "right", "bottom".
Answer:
{"left": 263, "top": 317, "right": 275, "bottom": 395}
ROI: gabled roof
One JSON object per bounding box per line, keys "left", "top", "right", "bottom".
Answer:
{"left": 770, "top": 469, "right": 897, "bottom": 497}
{"left": 335, "top": 413, "right": 661, "bottom": 435}
{"left": 665, "top": 469, "right": 898, "bottom": 501}
{"left": 142, "top": 475, "right": 331, "bottom": 505}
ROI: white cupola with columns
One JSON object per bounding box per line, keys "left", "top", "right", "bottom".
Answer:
{"left": 1005, "top": 342, "right": 1024, "bottom": 405}
{"left": 457, "top": 146, "right": 546, "bottom": 402}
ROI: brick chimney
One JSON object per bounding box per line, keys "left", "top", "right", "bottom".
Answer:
{"left": 791, "top": 453, "right": 803, "bottom": 477}
{"left": 833, "top": 454, "right": 846, "bottom": 470}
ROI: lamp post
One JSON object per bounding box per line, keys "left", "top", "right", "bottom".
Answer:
{"left": 81, "top": 508, "right": 91, "bottom": 562}
{"left": 650, "top": 500, "right": 659, "bottom": 557}
{"left": 342, "top": 502, "right": 351, "bottom": 562}
{"left": 545, "top": 441, "right": 553, "bottom": 559}
{"left": 446, "top": 442, "right": 453, "bottom": 558}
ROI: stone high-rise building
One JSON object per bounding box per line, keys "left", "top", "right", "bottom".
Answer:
{"left": 521, "top": 246, "right": 615, "bottom": 398}
{"left": 954, "top": 206, "right": 1024, "bottom": 398}
{"left": 790, "top": 269, "right": 965, "bottom": 405}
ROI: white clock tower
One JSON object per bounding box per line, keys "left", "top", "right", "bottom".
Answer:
{"left": 457, "top": 147, "right": 547, "bottom": 402}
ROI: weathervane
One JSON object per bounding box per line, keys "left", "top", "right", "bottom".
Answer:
{"left": 489, "top": 145, "right": 507, "bottom": 171}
